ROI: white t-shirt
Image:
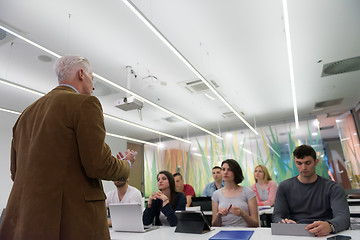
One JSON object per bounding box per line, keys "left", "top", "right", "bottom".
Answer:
{"left": 105, "top": 185, "right": 144, "bottom": 210}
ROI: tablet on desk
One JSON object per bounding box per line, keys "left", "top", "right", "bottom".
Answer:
{"left": 271, "top": 223, "right": 315, "bottom": 237}
{"left": 175, "top": 210, "right": 212, "bottom": 234}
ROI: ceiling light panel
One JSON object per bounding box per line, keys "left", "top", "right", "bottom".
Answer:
{"left": 0, "top": 23, "right": 221, "bottom": 140}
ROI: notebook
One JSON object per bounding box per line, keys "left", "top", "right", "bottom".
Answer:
{"left": 109, "top": 203, "right": 158, "bottom": 233}
{"left": 209, "top": 230, "right": 254, "bottom": 240}
{"left": 271, "top": 223, "right": 315, "bottom": 237}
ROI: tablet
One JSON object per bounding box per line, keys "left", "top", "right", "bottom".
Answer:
{"left": 271, "top": 223, "right": 315, "bottom": 237}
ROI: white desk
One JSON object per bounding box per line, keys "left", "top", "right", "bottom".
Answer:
{"left": 200, "top": 205, "right": 359, "bottom": 216}
{"left": 350, "top": 205, "right": 360, "bottom": 215}
{"left": 259, "top": 206, "right": 360, "bottom": 215}
{"left": 110, "top": 226, "right": 360, "bottom": 240}
{"left": 348, "top": 198, "right": 360, "bottom": 203}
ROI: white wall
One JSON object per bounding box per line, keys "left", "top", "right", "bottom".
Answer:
{"left": 0, "top": 111, "right": 18, "bottom": 210}
{"left": 0, "top": 111, "right": 127, "bottom": 210}
{"left": 102, "top": 135, "right": 127, "bottom": 193}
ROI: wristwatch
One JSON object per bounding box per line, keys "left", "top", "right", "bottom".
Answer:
{"left": 327, "top": 221, "right": 336, "bottom": 234}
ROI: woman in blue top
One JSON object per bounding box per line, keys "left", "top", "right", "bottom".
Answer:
{"left": 143, "top": 171, "right": 186, "bottom": 226}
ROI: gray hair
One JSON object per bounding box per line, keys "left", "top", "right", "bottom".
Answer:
{"left": 54, "top": 55, "right": 92, "bottom": 83}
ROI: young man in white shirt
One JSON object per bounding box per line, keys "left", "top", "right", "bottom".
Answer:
{"left": 106, "top": 179, "right": 143, "bottom": 226}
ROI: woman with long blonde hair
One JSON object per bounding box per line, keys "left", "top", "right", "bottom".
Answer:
{"left": 250, "top": 165, "right": 277, "bottom": 206}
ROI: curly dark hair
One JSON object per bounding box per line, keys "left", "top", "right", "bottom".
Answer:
{"left": 293, "top": 145, "right": 316, "bottom": 161}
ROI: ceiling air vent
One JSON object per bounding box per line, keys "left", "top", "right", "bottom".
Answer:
{"left": 180, "top": 79, "right": 219, "bottom": 93}
{"left": 327, "top": 112, "right": 343, "bottom": 118}
{"left": 321, "top": 56, "right": 360, "bottom": 77}
{"left": 222, "top": 112, "right": 237, "bottom": 119}
{"left": 222, "top": 111, "right": 245, "bottom": 119}
{"left": 319, "top": 126, "right": 334, "bottom": 131}
{"left": 314, "top": 98, "right": 343, "bottom": 108}
{"left": 0, "top": 28, "right": 15, "bottom": 45}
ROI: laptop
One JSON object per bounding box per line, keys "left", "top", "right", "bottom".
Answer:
{"left": 109, "top": 203, "right": 158, "bottom": 233}
{"left": 271, "top": 223, "right": 315, "bottom": 237}
{"left": 191, "top": 197, "right": 212, "bottom": 211}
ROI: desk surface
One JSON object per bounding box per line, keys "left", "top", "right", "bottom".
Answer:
{"left": 110, "top": 226, "right": 359, "bottom": 240}
{"left": 258, "top": 206, "right": 360, "bottom": 215}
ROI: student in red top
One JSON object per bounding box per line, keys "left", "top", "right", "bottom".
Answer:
{"left": 173, "top": 173, "right": 196, "bottom": 207}
{"left": 250, "top": 165, "right": 277, "bottom": 206}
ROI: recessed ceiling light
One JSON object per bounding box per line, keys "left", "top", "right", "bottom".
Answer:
{"left": 0, "top": 24, "right": 222, "bottom": 140}
{"left": 37, "top": 55, "right": 52, "bottom": 62}
{"left": 312, "top": 108, "right": 324, "bottom": 112}
{"left": 122, "top": 0, "right": 258, "bottom": 135}
{"left": 312, "top": 119, "right": 320, "bottom": 127}
{"left": 204, "top": 93, "right": 215, "bottom": 100}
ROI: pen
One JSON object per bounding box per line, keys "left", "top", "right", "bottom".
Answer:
{"left": 228, "top": 204, "right": 232, "bottom": 211}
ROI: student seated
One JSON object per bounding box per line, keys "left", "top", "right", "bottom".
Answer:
{"left": 173, "top": 173, "right": 196, "bottom": 207}
{"left": 212, "top": 159, "right": 259, "bottom": 227}
{"left": 250, "top": 165, "right": 277, "bottom": 206}
{"left": 106, "top": 178, "right": 143, "bottom": 227}
{"left": 202, "top": 166, "right": 225, "bottom": 197}
{"left": 143, "top": 171, "right": 186, "bottom": 226}
{"left": 273, "top": 145, "right": 350, "bottom": 237}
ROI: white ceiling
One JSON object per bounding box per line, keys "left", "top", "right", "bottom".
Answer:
{"left": 0, "top": 0, "right": 359, "bottom": 143}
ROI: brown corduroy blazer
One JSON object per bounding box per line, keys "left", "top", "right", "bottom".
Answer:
{"left": 0, "top": 86, "right": 130, "bottom": 240}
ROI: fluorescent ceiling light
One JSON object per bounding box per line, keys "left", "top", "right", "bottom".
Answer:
{"left": 0, "top": 107, "right": 21, "bottom": 115}
{"left": 0, "top": 79, "right": 190, "bottom": 143}
{"left": 282, "top": 0, "right": 299, "bottom": 129}
{"left": 0, "top": 24, "right": 221, "bottom": 140}
{"left": 106, "top": 133, "right": 159, "bottom": 147}
{"left": 122, "top": 0, "right": 258, "bottom": 136}
{"left": 242, "top": 148, "right": 255, "bottom": 157}
{"left": 94, "top": 73, "right": 221, "bottom": 140}
{"left": 204, "top": 93, "right": 215, "bottom": 100}
{"left": 0, "top": 78, "right": 45, "bottom": 96}
{"left": 267, "top": 144, "right": 281, "bottom": 158}
{"left": 104, "top": 113, "right": 191, "bottom": 144}
{"left": 0, "top": 106, "right": 158, "bottom": 147}
{"left": 0, "top": 25, "right": 61, "bottom": 58}
{"left": 312, "top": 119, "right": 320, "bottom": 127}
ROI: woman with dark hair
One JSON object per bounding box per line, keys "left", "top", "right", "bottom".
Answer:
{"left": 251, "top": 165, "right": 277, "bottom": 206}
{"left": 212, "top": 159, "right": 259, "bottom": 227}
{"left": 142, "top": 171, "right": 186, "bottom": 226}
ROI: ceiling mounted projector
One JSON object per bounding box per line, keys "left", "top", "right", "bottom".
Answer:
{"left": 115, "top": 96, "right": 143, "bottom": 111}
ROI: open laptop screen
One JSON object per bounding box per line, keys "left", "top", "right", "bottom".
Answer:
{"left": 191, "top": 197, "right": 212, "bottom": 211}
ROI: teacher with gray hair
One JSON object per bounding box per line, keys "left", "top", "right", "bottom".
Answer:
{"left": 0, "top": 55, "right": 136, "bottom": 240}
